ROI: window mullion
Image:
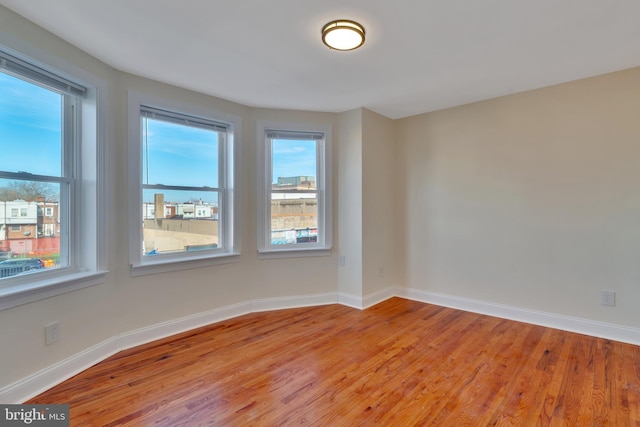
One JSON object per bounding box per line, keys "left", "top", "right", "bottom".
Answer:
{"left": 316, "top": 139, "right": 324, "bottom": 246}
{"left": 60, "top": 94, "right": 77, "bottom": 269}
{"left": 0, "top": 172, "right": 70, "bottom": 184}
{"left": 266, "top": 137, "right": 275, "bottom": 248}
{"left": 142, "top": 184, "right": 221, "bottom": 192}
{"left": 221, "top": 129, "right": 227, "bottom": 231}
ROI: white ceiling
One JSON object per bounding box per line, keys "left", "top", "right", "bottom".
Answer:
{"left": 2, "top": 0, "right": 640, "bottom": 119}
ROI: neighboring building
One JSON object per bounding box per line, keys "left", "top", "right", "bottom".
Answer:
{"left": 141, "top": 195, "right": 220, "bottom": 254}
{"left": 142, "top": 200, "right": 219, "bottom": 220}
{"left": 37, "top": 197, "right": 61, "bottom": 238}
{"left": 1, "top": 200, "right": 38, "bottom": 241}
{"left": 0, "top": 199, "right": 60, "bottom": 256}
{"left": 275, "top": 176, "right": 315, "bottom": 189}
{"left": 269, "top": 177, "right": 318, "bottom": 243}
{"left": 272, "top": 176, "right": 317, "bottom": 200}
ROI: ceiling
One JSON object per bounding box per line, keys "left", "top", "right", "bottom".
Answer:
{"left": 2, "top": 0, "right": 640, "bottom": 119}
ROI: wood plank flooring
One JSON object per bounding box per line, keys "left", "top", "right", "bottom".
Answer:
{"left": 28, "top": 298, "right": 640, "bottom": 426}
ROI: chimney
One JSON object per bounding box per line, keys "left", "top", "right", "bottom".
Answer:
{"left": 154, "top": 194, "right": 165, "bottom": 219}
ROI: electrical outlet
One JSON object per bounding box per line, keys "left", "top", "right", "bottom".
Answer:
{"left": 45, "top": 322, "right": 60, "bottom": 345}
{"left": 339, "top": 256, "right": 345, "bottom": 267}
{"left": 601, "top": 290, "right": 615, "bottom": 307}
{"left": 378, "top": 267, "right": 385, "bottom": 278}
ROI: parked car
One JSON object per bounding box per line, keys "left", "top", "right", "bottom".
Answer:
{"left": 0, "top": 258, "right": 45, "bottom": 278}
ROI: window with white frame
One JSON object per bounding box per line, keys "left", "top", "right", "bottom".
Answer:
{"left": 43, "top": 223, "right": 55, "bottom": 237}
{"left": 0, "top": 47, "right": 105, "bottom": 308}
{"left": 257, "top": 121, "right": 332, "bottom": 256}
{"left": 128, "top": 93, "right": 240, "bottom": 275}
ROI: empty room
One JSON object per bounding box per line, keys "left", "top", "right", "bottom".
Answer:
{"left": 0, "top": 1, "right": 639, "bottom": 425}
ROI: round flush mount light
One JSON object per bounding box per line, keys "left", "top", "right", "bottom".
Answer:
{"left": 321, "top": 20, "right": 365, "bottom": 51}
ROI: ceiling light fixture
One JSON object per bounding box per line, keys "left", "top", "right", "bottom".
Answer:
{"left": 321, "top": 20, "right": 365, "bottom": 51}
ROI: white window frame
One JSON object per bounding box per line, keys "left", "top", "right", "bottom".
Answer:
{"left": 127, "top": 92, "right": 241, "bottom": 276}
{"left": 257, "top": 121, "right": 332, "bottom": 258}
{"left": 0, "top": 44, "right": 108, "bottom": 310}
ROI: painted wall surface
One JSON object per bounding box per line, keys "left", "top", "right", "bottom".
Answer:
{"left": 0, "top": 6, "right": 340, "bottom": 390}
{"left": 337, "top": 109, "right": 363, "bottom": 298}
{"left": 397, "top": 67, "right": 640, "bottom": 328}
{"left": 362, "top": 109, "right": 399, "bottom": 296}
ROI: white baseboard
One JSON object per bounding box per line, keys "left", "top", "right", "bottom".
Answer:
{"left": 117, "top": 301, "right": 253, "bottom": 351}
{"left": 397, "top": 287, "right": 640, "bottom": 346}
{"left": 251, "top": 292, "right": 338, "bottom": 312}
{"left": 362, "top": 287, "right": 397, "bottom": 309}
{"left": 3, "top": 287, "right": 638, "bottom": 403}
{"left": 0, "top": 336, "right": 122, "bottom": 406}
{"left": 338, "top": 286, "right": 397, "bottom": 309}
{"left": 338, "top": 292, "right": 362, "bottom": 309}
{"left": 0, "top": 299, "right": 250, "bottom": 403}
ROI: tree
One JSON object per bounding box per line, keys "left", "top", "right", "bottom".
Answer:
{"left": 0, "top": 181, "right": 58, "bottom": 202}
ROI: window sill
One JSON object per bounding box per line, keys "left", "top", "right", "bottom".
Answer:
{"left": 0, "top": 270, "right": 107, "bottom": 311}
{"left": 130, "top": 252, "right": 240, "bottom": 277}
{"left": 258, "top": 247, "right": 332, "bottom": 259}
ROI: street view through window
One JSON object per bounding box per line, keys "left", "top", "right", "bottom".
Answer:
{"left": 0, "top": 72, "right": 64, "bottom": 280}
{"left": 1, "top": 70, "right": 321, "bottom": 276}
{"left": 270, "top": 138, "right": 318, "bottom": 245}
{"left": 141, "top": 116, "right": 319, "bottom": 255}
{"left": 140, "top": 111, "right": 223, "bottom": 256}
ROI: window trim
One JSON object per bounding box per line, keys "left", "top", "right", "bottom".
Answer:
{"left": 127, "top": 91, "right": 241, "bottom": 276}
{"left": 256, "top": 120, "right": 333, "bottom": 258}
{"left": 0, "top": 43, "right": 108, "bottom": 310}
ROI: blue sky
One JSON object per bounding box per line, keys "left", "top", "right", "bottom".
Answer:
{"left": 143, "top": 118, "right": 219, "bottom": 188}
{"left": 2, "top": 71, "right": 317, "bottom": 205}
{"left": 0, "top": 73, "right": 62, "bottom": 177}
{"left": 271, "top": 139, "right": 317, "bottom": 184}
{"left": 142, "top": 118, "right": 220, "bottom": 204}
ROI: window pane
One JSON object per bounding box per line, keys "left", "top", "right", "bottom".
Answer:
{"left": 142, "top": 189, "right": 219, "bottom": 255}
{"left": 0, "top": 178, "right": 62, "bottom": 279}
{"left": 271, "top": 139, "right": 316, "bottom": 185}
{"left": 142, "top": 117, "right": 219, "bottom": 188}
{"left": 270, "top": 138, "right": 318, "bottom": 245}
{"left": 270, "top": 192, "right": 318, "bottom": 245}
{"left": 0, "top": 72, "right": 62, "bottom": 176}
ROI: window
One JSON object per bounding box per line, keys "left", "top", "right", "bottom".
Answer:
{"left": 0, "top": 46, "right": 106, "bottom": 309}
{"left": 43, "top": 224, "right": 55, "bottom": 237}
{"left": 257, "top": 121, "right": 332, "bottom": 256}
{"left": 128, "top": 93, "right": 240, "bottom": 275}
{"left": 45, "top": 207, "right": 53, "bottom": 217}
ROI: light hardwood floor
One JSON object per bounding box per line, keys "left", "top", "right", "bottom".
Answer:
{"left": 28, "top": 298, "right": 640, "bottom": 426}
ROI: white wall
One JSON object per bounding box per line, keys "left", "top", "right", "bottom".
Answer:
{"left": 362, "top": 109, "right": 399, "bottom": 296}
{"left": 337, "top": 109, "right": 363, "bottom": 298}
{"left": 397, "top": 67, "right": 640, "bottom": 328}
{"left": 337, "top": 108, "right": 400, "bottom": 303}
